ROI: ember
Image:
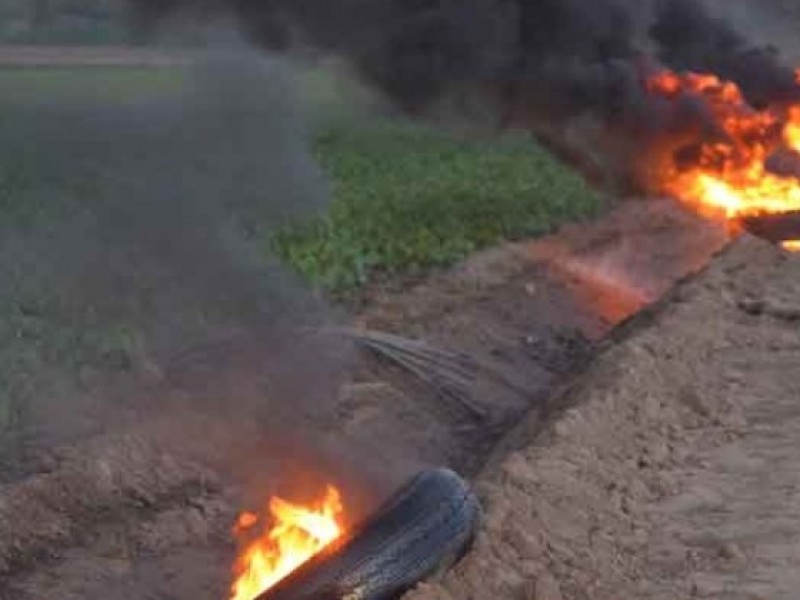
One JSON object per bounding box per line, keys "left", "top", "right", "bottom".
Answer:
{"left": 782, "top": 240, "right": 800, "bottom": 252}
{"left": 230, "top": 485, "right": 345, "bottom": 600}
{"left": 643, "top": 68, "right": 800, "bottom": 231}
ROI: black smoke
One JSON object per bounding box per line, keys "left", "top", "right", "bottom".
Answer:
{"left": 651, "top": 0, "right": 800, "bottom": 107}
{"left": 0, "top": 51, "right": 349, "bottom": 470}
{"left": 129, "top": 0, "right": 800, "bottom": 118}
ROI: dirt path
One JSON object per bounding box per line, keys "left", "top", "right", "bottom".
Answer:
{"left": 645, "top": 243, "right": 800, "bottom": 600}
{"left": 409, "top": 236, "right": 800, "bottom": 600}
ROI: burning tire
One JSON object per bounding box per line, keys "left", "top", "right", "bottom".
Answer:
{"left": 256, "top": 468, "right": 481, "bottom": 600}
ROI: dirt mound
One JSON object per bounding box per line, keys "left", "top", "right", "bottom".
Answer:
{"left": 408, "top": 236, "right": 800, "bottom": 600}
{"left": 0, "top": 432, "right": 218, "bottom": 575}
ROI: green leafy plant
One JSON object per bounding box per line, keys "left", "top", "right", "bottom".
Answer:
{"left": 274, "top": 121, "right": 603, "bottom": 290}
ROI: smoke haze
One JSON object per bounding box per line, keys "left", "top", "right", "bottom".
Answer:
{"left": 0, "top": 48, "right": 350, "bottom": 471}
{"left": 129, "top": 0, "right": 799, "bottom": 114}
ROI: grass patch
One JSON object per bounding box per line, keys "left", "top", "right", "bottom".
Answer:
{"left": 274, "top": 120, "right": 603, "bottom": 290}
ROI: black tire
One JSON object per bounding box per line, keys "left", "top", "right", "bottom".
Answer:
{"left": 741, "top": 210, "right": 800, "bottom": 244}
{"left": 257, "top": 468, "right": 481, "bottom": 600}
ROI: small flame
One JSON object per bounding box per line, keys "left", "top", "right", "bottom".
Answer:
{"left": 784, "top": 107, "right": 800, "bottom": 153}
{"left": 781, "top": 239, "right": 800, "bottom": 252}
{"left": 230, "top": 485, "right": 345, "bottom": 600}
{"left": 644, "top": 69, "right": 800, "bottom": 227}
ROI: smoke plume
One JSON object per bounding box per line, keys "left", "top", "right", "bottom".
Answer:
{"left": 0, "top": 49, "right": 349, "bottom": 472}
{"left": 651, "top": 0, "right": 799, "bottom": 107}
{"left": 124, "top": 0, "right": 800, "bottom": 194}
{"left": 129, "top": 0, "right": 799, "bottom": 115}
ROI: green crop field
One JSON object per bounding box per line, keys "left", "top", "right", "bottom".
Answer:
{"left": 276, "top": 121, "right": 601, "bottom": 290}
{"left": 290, "top": 67, "right": 604, "bottom": 290}
{"left": 0, "top": 64, "right": 603, "bottom": 290}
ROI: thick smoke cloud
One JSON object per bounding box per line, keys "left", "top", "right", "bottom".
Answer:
{"left": 651, "top": 0, "right": 799, "bottom": 107}
{"left": 129, "top": 0, "right": 799, "bottom": 118}
{"left": 0, "top": 51, "right": 349, "bottom": 463}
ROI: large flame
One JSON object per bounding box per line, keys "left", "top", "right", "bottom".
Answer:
{"left": 230, "top": 485, "right": 345, "bottom": 600}
{"left": 643, "top": 69, "right": 800, "bottom": 234}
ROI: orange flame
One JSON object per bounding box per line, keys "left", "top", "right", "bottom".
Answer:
{"left": 644, "top": 69, "right": 800, "bottom": 225}
{"left": 230, "top": 485, "right": 345, "bottom": 600}
{"left": 781, "top": 239, "right": 800, "bottom": 252}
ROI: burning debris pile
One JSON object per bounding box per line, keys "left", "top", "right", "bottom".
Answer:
{"left": 639, "top": 68, "right": 800, "bottom": 245}
{"left": 227, "top": 469, "right": 479, "bottom": 600}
